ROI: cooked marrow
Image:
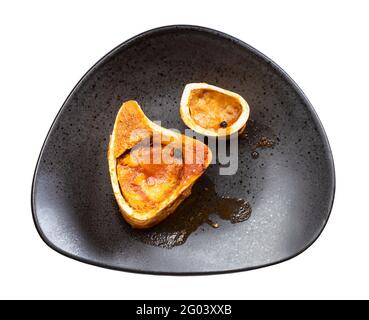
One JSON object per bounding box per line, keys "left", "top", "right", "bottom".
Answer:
{"left": 108, "top": 100, "right": 212, "bottom": 228}
{"left": 180, "top": 83, "right": 250, "bottom": 137}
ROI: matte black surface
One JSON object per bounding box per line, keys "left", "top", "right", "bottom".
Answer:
{"left": 32, "top": 25, "right": 335, "bottom": 274}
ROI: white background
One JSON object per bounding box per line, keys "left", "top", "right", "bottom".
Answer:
{"left": 1, "top": 0, "right": 368, "bottom": 300}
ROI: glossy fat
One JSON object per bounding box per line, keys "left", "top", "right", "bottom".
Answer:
{"left": 116, "top": 143, "right": 208, "bottom": 213}
{"left": 188, "top": 89, "right": 242, "bottom": 131}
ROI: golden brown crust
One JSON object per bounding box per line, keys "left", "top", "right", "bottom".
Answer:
{"left": 108, "top": 100, "right": 212, "bottom": 229}
{"left": 188, "top": 89, "right": 243, "bottom": 130}
{"left": 112, "top": 100, "right": 152, "bottom": 158}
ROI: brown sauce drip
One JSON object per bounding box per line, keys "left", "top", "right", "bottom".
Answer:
{"left": 240, "top": 119, "right": 276, "bottom": 157}
{"left": 128, "top": 176, "right": 252, "bottom": 249}
{"left": 255, "top": 136, "right": 275, "bottom": 149}
{"left": 251, "top": 151, "right": 259, "bottom": 159}
{"left": 126, "top": 118, "right": 275, "bottom": 249}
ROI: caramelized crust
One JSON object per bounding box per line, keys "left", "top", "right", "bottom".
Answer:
{"left": 108, "top": 99, "right": 212, "bottom": 228}
{"left": 188, "top": 89, "right": 242, "bottom": 131}
{"left": 112, "top": 100, "right": 152, "bottom": 158}
{"left": 116, "top": 141, "right": 209, "bottom": 213}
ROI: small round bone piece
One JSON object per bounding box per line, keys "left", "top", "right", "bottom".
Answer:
{"left": 180, "top": 83, "right": 250, "bottom": 137}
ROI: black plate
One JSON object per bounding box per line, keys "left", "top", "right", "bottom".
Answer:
{"left": 32, "top": 25, "right": 335, "bottom": 275}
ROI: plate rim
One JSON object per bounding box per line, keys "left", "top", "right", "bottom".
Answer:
{"left": 31, "top": 24, "right": 336, "bottom": 275}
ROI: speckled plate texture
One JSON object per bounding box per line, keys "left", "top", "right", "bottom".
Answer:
{"left": 32, "top": 25, "right": 335, "bottom": 275}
